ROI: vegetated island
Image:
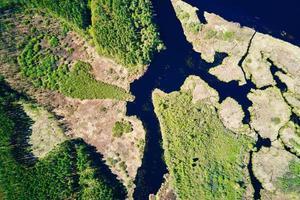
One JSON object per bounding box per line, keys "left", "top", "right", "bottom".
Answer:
{"left": 0, "top": 0, "right": 162, "bottom": 199}
{"left": 150, "top": 0, "right": 300, "bottom": 199}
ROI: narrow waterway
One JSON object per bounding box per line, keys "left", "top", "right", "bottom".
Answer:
{"left": 126, "top": 0, "right": 300, "bottom": 199}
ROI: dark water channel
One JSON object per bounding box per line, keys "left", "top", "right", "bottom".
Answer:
{"left": 126, "top": 0, "right": 300, "bottom": 199}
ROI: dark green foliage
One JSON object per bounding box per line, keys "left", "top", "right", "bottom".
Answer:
{"left": 91, "top": 0, "right": 163, "bottom": 70}
{"left": 1, "top": 0, "right": 90, "bottom": 29}
{"left": 18, "top": 37, "right": 132, "bottom": 100}
{"left": 48, "top": 36, "right": 59, "bottom": 47}
{"left": 76, "top": 144, "right": 114, "bottom": 200}
{"left": 0, "top": 80, "right": 124, "bottom": 199}
{"left": 153, "top": 91, "right": 253, "bottom": 200}
{"left": 112, "top": 120, "right": 133, "bottom": 137}
{"left": 27, "top": 0, "right": 90, "bottom": 29}
{"left": 0, "top": 0, "right": 24, "bottom": 9}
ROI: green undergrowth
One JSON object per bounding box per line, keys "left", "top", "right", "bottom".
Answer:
{"left": 0, "top": 79, "right": 126, "bottom": 199}
{"left": 0, "top": 0, "right": 90, "bottom": 29}
{"left": 153, "top": 89, "right": 253, "bottom": 200}
{"left": 277, "top": 160, "right": 300, "bottom": 195}
{"left": 91, "top": 0, "right": 164, "bottom": 72}
{"left": 18, "top": 37, "right": 132, "bottom": 101}
{"left": 112, "top": 120, "right": 133, "bottom": 138}
{"left": 2, "top": 0, "right": 163, "bottom": 74}
{"left": 0, "top": 0, "right": 23, "bottom": 9}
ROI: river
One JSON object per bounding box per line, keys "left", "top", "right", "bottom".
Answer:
{"left": 126, "top": 0, "right": 300, "bottom": 199}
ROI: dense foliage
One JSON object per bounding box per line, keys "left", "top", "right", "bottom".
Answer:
{"left": 2, "top": 0, "right": 162, "bottom": 71}
{"left": 1, "top": 0, "right": 89, "bottom": 29}
{"left": 18, "top": 37, "right": 132, "bottom": 100}
{"left": 28, "top": 0, "right": 90, "bottom": 29}
{"left": 91, "top": 0, "right": 163, "bottom": 71}
{"left": 0, "top": 0, "right": 23, "bottom": 9}
{"left": 153, "top": 90, "right": 253, "bottom": 200}
{"left": 0, "top": 80, "right": 125, "bottom": 199}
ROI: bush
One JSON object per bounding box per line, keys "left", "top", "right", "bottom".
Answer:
{"left": 112, "top": 120, "right": 133, "bottom": 137}
{"left": 48, "top": 36, "right": 59, "bottom": 47}
{"left": 91, "top": 0, "right": 163, "bottom": 71}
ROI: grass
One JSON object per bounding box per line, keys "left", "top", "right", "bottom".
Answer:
{"left": 48, "top": 36, "right": 59, "bottom": 47}
{"left": 223, "top": 31, "right": 235, "bottom": 41}
{"left": 60, "top": 61, "right": 133, "bottom": 100}
{"left": 18, "top": 37, "right": 133, "bottom": 101}
{"left": 153, "top": 89, "right": 253, "bottom": 200}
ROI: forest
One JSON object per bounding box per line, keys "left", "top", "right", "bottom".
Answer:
{"left": 0, "top": 79, "right": 125, "bottom": 200}
{"left": 0, "top": 0, "right": 163, "bottom": 199}
{"left": 91, "top": 0, "right": 163, "bottom": 71}
{"left": 2, "top": 0, "right": 163, "bottom": 71}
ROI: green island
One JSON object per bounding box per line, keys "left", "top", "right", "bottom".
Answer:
{"left": 152, "top": 82, "right": 253, "bottom": 200}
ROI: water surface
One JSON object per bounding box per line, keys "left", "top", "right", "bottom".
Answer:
{"left": 127, "top": 0, "right": 300, "bottom": 199}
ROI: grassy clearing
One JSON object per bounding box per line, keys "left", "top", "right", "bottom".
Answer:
{"left": 153, "top": 89, "right": 253, "bottom": 200}
{"left": 21, "top": 102, "right": 67, "bottom": 158}
{"left": 18, "top": 37, "right": 132, "bottom": 100}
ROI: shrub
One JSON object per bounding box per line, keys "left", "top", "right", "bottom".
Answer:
{"left": 112, "top": 120, "right": 133, "bottom": 137}
{"left": 27, "top": 0, "right": 90, "bottom": 29}
{"left": 205, "top": 29, "right": 218, "bottom": 39}
{"left": 223, "top": 31, "right": 235, "bottom": 41}
{"left": 48, "top": 36, "right": 59, "bottom": 47}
